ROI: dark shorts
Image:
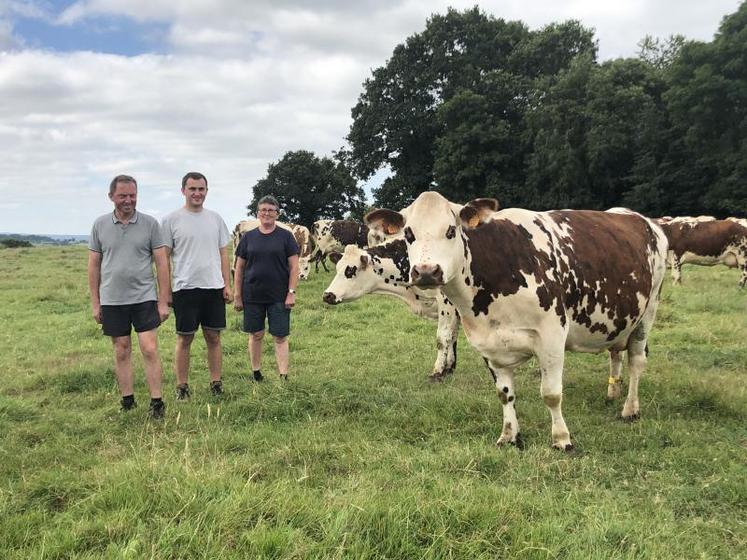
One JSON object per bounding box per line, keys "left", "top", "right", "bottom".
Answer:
{"left": 243, "top": 302, "right": 291, "bottom": 338}
{"left": 173, "top": 288, "right": 226, "bottom": 335}
{"left": 102, "top": 301, "right": 161, "bottom": 337}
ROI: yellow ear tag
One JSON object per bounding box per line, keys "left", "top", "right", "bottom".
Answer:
{"left": 386, "top": 224, "right": 398, "bottom": 234}
{"left": 468, "top": 215, "right": 480, "bottom": 228}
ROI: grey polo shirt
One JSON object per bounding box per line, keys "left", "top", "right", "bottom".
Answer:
{"left": 89, "top": 211, "right": 167, "bottom": 305}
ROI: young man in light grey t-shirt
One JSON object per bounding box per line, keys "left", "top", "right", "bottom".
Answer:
{"left": 88, "top": 174, "right": 170, "bottom": 419}
{"left": 161, "top": 172, "right": 231, "bottom": 399}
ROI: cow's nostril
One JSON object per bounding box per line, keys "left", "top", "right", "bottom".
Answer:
{"left": 322, "top": 292, "right": 338, "bottom": 305}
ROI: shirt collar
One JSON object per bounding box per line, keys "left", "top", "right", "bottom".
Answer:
{"left": 112, "top": 210, "right": 139, "bottom": 224}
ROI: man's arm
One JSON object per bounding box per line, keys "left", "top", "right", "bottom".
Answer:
{"left": 153, "top": 246, "right": 171, "bottom": 322}
{"left": 87, "top": 250, "right": 103, "bottom": 323}
{"left": 233, "top": 256, "right": 245, "bottom": 311}
{"left": 285, "top": 254, "right": 300, "bottom": 309}
{"left": 220, "top": 245, "right": 232, "bottom": 303}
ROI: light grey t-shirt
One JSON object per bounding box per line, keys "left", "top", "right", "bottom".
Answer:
{"left": 161, "top": 207, "right": 230, "bottom": 291}
{"left": 89, "top": 211, "right": 167, "bottom": 305}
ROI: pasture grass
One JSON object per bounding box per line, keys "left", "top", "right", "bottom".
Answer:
{"left": 0, "top": 245, "right": 745, "bottom": 559}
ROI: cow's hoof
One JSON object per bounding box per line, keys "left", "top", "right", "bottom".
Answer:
{"left": 427, "top": 373, "right": 445, "bottom": 383}
{"left": 552, "top": 442, "right": 575, "bottom": 453}
{"left": 622, "top": 412, "right": 640, "bottom": 423}
{"left": 496, "top": 433, "right": 523, "bottom": 449}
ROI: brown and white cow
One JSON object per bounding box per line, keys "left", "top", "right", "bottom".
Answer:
{"left": 658, "top": 218, "right": 747, "bottom": 286}
{"left": 322, "top": 240, "right": 459, "bottom": 381}
{"left": 232, "top": 219, "right": 314, "bottom": 280}
{"left": 366, "top": 192, "right": 668, "bottom": 450}
{"left": 311, "top": 219, "right": 370, "bottom": 272}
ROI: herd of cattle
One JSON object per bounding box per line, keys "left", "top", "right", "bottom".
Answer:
{"left": 232, "top": 198, "right": 747, "bottom": 450}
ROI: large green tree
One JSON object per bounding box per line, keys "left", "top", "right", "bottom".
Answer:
{"left": 348, "top": 7, "right": 595, "bottom": 208}
{"left": 249, "top": 150, "right": 365, "bottom": 228}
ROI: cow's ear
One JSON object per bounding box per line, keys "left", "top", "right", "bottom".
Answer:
{"left": 459, "top": 198, "right": 498, "bottom": 229}
{"left": 359, "top": 254, "right": 369, "bottom": 269}
{"left": 364, "top": 209, "right": 405, "bottom": 235}
{"left": 329, "top": 252, "right": 343, "bottom": 265}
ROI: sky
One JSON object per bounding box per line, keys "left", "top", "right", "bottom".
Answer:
{"left": 0, "top": 0, "right": 742, "bottom": 235}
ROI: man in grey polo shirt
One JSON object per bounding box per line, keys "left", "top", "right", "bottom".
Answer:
{"left": 88, "top": 174, "right": 171, "bottom": 419}
{"left": 161, "top": 171, "right": 231, "bottom": 399}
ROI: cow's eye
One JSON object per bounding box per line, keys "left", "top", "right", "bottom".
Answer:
{"left": 446, "top": 225, "right": 456, "bottom": 239}
{"left": 344, "top": 265, "right": 357, "bottom": 278}
{"left": 404, "top": 227, "right": 415, "bottom": 244}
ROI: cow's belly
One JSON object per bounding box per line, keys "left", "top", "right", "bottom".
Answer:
{"left": 679, "top": 252, "right": 724, "bottom": 267}
{"left": 460, "top": 312, "right": 539, "bottom": 368}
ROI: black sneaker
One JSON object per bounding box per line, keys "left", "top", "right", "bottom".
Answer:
{"left": 210, "top": 380, "right": 224, "bottom": 396}
{"left": 120, "top": 395, "right": 137, "bottom": 411}
{"left": 176, "top": 383, "right": 191, "bottom": 400}
{"left": 149, "top": 399, "right": 165, "bottom": 420}
{"left": 253, "top": 370, "right": 263, "bottom": 382}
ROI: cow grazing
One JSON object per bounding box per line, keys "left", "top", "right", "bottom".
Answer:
{"left": 366, "top": 192, "right": 668, "bottom": 450}
{"left": 232, "top": 219, "right": 314, "bottom": 280}
{"left": 322, "top": 240, "right": 459, "bottom": 381}
{"left": 311, "top": 219, "right": 370, "bottom": 271}
{"left": 658, "top": 218, "right": 747, "bottom": 286}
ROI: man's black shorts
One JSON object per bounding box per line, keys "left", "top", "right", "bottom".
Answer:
{"left": 172, "top": 288, "right": 226, "bottom": 335}
{"left": 102, "top": 301, "right": 161, "bottom": 337}
{"left": 243, "top": 302, "right": 291, "bottom": 338}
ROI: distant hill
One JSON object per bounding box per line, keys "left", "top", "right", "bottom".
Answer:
{"left": 0, "top": 233, "right": 88, "bottom": 246}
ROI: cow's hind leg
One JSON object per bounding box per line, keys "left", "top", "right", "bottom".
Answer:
{"left": 672, "top": 256, "right": 682, "bottom": 285}
{"left": 537, "top": 348, "right": 572, "bottom": 451}
{"left": 607, "top": 349, "right": 624, "bottom": 400}
{"left": 622, "top": 324, "right": 648, "bottom": 421}
{"left": 484, "top": 359, "right": 521, "bottom": 447}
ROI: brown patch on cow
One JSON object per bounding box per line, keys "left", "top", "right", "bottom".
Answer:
{"left": 330, "top": 220, "right": 369, "bottom": 248}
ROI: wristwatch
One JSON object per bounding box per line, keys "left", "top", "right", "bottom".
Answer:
{"left": 288, "top": 289, "right": 296, "bottom": 294}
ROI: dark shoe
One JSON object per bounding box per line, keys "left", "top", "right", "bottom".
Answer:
{"left": 149, "top": 399, "right": 165, "bottom": 420}
{"left": 120, "top": 395, "right": 137, "bottom": 411}
{"left": 253, "top": 370, "right": 263, "bottom": 382}
{"left": 176, "top": 383, "right": 191, "bottom": 400}
{"left": 210, "top": 380, "right": 224, "bottom": 396}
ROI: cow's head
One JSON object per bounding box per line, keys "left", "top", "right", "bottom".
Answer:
{"left": 322, "top": 245, "right": 380, "bottom": 305}
{"left": 365, "top": 192, "right": 498, "bottom": 288}
{"left": 298, "top": 256, "right": 311, "bottom": 280}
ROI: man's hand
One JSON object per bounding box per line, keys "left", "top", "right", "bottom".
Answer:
{"left": 234, "top": 299, "right": 244, "bottom": 311}
{"left": 158, "top": 301, "right": 170, "bottom": 322}
{"left": 223, "top": 286, "right": 233, "bottom": 304}
{"left": 285, "top": 292, "right": 296, "bottom": 309}
{"left": 92, "top": 304, "right": 102, "bottom": 324}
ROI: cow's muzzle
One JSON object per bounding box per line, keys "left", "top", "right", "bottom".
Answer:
{"left": 322, "top": 292, "right": 340, "bottom": 305}
{"left": 410, "top": 264, "right": 444, "bottom": 287}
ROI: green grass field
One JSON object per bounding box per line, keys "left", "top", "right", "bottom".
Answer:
{"left": 0, "top": 245, "right": 745, "bottom": 559}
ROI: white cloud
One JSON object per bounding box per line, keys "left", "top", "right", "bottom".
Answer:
{"left": 0, "top": 0, "right": 743, "bottom": 233}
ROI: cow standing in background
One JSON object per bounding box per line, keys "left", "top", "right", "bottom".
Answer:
{"left": 311, "top": 219, "right": 370, "bottom": 271}
{"left": 322, "top": 240, "right": 459, "bottom": 381}
{"left": 366, "top": 192, "right": 668, "bottom": 451}
{"left": 658, "top": 218, "right": 747, "bottom": 286}
{"left": 232, "top": 220, "right": 314, "bottom": 280}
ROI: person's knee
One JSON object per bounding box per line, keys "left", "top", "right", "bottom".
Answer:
{"left": 250, "top": 331, "right": 265, "bottom": 342}
{"left": 203, "top": 329, "right": 221, "bottom": 345}
{"left": 273, "top": 335, "right": 288, "bottom": 345}
{"left": 176, "top": 333, "right": 195, "bottom": 348}
{"left": 112, "top": 337, "right": 132, "bottom": 359}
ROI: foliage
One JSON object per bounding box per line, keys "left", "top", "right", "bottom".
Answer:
{"left": 1, "top": 239, "right": 33, "bottom": 248}
{"left": 1, "top": 245, "right": 745, "bottom": 558}
{"left": 249, "top": 150, "right": 366, "bottom": 228}
{"left": 348, "top": 4, "right": 747, "bottom": 217}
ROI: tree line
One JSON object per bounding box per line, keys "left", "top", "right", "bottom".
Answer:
{"left": 250, "top": 3, "right": 747, "bottom": 227}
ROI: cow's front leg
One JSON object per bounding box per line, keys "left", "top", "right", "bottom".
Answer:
{"left": 607, "top": 349, "right": 624, "bottom": 400}
{"left": 485, "top": 360, "right": 520, "bottom": 446}
{"left": 671, "top": 256, "right": 682, "bottom": 285}
{"left": 538, "top": 349, "right": 572, "bottom": 451}
{"left": 429, "top": 303, "right": 459, "bottom": 381}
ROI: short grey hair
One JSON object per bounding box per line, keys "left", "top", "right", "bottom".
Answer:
{"left": 257, "top": 195, "right": 280, "bottom": 209}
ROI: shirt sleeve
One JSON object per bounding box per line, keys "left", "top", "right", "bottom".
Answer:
{"left": 218, "top": 216, "right": 230, "bottom": 249}
{"left": 88, "top": 220, "right": 102, "bottom": 253}
{"left": 159, "top": 215, "right": 174, "bottom": 249}
{"left": 151, "top": 218, "right": 168, "bottom": 250}
{"left": 236, "top": 232, "right": 248, "bottom": 259}
{"left": 286, "top": 230, "right": 300, "bottom": 257}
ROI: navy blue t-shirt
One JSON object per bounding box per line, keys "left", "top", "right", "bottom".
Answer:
{"left": 236, "top": 227, "right": 299, "bottom": 303}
